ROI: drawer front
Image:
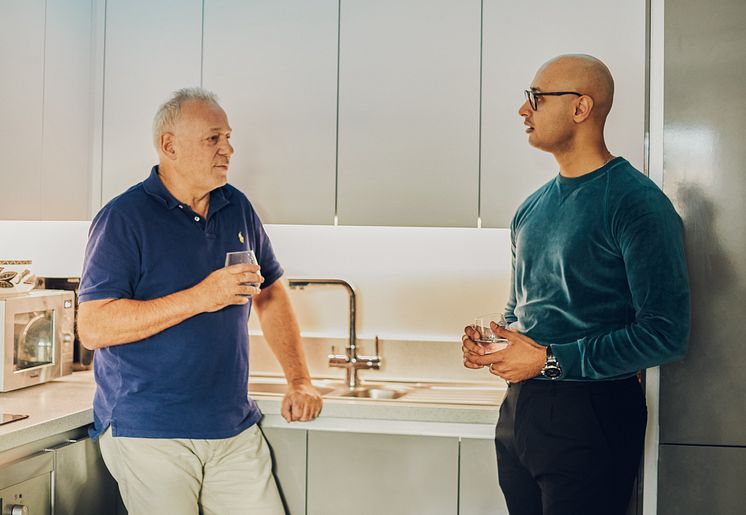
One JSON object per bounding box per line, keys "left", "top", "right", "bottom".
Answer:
{"left": 0, "top": 473, "right": 51, "bottom": 515}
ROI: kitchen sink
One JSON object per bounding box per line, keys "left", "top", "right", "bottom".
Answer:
{"left": 248, "top": 380, "right": 339, "bottom": 396}
{"left": 248, "top": 377, "right": 505, "bottom": 405}
{"left": 335, "top": 386, "right": 410, "bottom": 400}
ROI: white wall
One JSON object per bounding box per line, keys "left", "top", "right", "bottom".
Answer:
{"left": 0, "top": 221, "right": 512, "bottom": 344}
{"left": 260, "top": 225, "right": 511, "bottom": 342}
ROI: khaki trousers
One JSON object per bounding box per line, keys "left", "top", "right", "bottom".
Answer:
{"left": 99, "top": 424, "right": 285, "bottom": 515}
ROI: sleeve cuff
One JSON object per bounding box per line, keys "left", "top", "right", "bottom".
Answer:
{"left": 78, "top": 290, "right": 128, "bottom": 303}
{"left": 550, "top": 341, "right": 583, "bottom": 380}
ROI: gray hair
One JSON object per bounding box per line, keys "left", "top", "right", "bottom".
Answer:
{"left": 152, "top": 87, "right": 220, "bottom": 149}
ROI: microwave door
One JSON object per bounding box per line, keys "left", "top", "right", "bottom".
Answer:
{"left": 14, "top": 310, "right": 55, "bottom": 371}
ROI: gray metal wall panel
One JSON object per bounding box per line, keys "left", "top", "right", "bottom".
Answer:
{"left": 658, "top": 445, "right": 746, "bottom": 515}
{"left": 660, "top": 0, "right": 746, "bottom": 446}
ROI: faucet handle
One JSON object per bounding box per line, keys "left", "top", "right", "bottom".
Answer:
{"left": 374, "top": 336, "right": 380, "bottom": 356}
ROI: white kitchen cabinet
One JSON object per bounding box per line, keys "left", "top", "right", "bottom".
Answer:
{"left": 41, "top": 0, "right": 95, "bottom": 220}
{"left": 306, "top": 430, "right": 459, "bottom": 515}
{"left": 100, "top": 0, "right": 202, "bottom": 204}
{"left": 336, "top": 0, "right": 481, "bottom": 227}
{"left": 459, "top": 437, "right": 510, "bottom": 515}
{"left": 262, "top": 426, "right": 307, "bottom": 515}
{"left": 0, "top": 0, "right": 46, "bottom": 220}
{"left": 202, "top": 0, "right": 338, "bottom": 225}
{"left": 0, "top": 0, "right": 95, "bottom": 221}
{"left": 479, "top": 0, "right": 646, "bottom": 227}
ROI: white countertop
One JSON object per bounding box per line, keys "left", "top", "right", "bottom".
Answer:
{"left": 0, "top": 371, "right": 501, "bottom": 454}
{"left": 0, "top": 371, "right": 96, "bottom": 454}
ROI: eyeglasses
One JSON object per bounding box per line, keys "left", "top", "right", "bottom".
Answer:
{"left": 524, "top": 89, "right": 583, "bottom": 111}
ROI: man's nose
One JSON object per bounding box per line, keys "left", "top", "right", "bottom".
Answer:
{"left": 220, "top": 138, "right": 234, "bottom": 156}
{"left": 518, "top": 99, "right": 531, "bottom": 118}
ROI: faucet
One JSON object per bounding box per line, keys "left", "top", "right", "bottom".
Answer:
{"left": 287, "top": 278, "right": 381, "bottom": 388}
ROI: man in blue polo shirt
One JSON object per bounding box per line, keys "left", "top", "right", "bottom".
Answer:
{"left": 77, "top": 87, "right": 321, "bottom": 514}
{"left": 461, "top": 55, "right": 689, "bottom": 514}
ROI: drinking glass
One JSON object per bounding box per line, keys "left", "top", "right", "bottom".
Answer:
{"left": 471, "top": 313, "right": 509, "bottom": 353}
{"left": 225, "top": 250, "right": 259, "bottom": 289}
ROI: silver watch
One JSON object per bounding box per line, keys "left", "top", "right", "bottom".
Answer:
{"left": 540, "top": 345, "right": 562, "bottom": 379}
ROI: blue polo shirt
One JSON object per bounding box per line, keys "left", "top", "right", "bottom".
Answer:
{"left": 79, "top": 166, "right": 283, "bottom": 439}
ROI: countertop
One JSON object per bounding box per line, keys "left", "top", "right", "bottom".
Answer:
{"left": 0, "top": 371, "right": 501, "bottom": 453}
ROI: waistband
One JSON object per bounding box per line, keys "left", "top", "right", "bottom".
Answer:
{"left": 515, "top": 375, "right": 640, "bottom": 393}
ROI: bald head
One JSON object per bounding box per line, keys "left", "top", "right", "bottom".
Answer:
{"left": 535, "top": 54, "right": 614, "bottom": 123}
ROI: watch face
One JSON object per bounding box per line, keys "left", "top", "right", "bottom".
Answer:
{"left": 542, "top": 366, "right": 561, "bottom": 379}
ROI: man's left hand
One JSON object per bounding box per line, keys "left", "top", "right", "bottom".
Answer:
{"left": 281, "top": 382, "right": 323, "bottom": 422}
{"left": 462, "top": 323, "right": 547, "bottom": 383}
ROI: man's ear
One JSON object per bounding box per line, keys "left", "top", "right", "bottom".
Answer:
{"left": 573, "top": 95, "right": 594, "bottom": 123}
{"left": 160, "top": 133, "right": 177, "bottom": 159}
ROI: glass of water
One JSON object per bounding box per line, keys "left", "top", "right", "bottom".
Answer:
{"left": 471, "top": 313, "right": 509, "bottom": 353}
{"left": 225, "top": 250, "right": 259, "bottom": 289}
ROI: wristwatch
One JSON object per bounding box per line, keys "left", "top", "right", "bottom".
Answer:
{"left": 541, "top": 345, "right": 562, "bottom": 379}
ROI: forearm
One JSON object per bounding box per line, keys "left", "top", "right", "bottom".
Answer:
{"left": 552, "top": 303, "right": 690, "bottom": 380}
{"left": 556, "top": 219, "right": 689, "bottom": 378}
{"left": 254, "top": 279, "right": 312, "bottom": 385}
{"left": 78, "top": 288, "right": 202, "bottom": 349}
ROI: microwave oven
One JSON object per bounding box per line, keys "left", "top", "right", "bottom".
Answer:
{"left": 0, "top": 289, "right": 75, "bottom": 392}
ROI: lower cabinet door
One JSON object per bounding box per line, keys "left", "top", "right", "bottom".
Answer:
{"left": 459, "top": 437, "right": 509, "bottom": 515}
{"left": 307, "top": 431, "right": 459, "bottom": 515}
{"left": 53, "top": 437, "right": 119, "bottom": 515}
{"left": 261, "top": 426, "right": 308, "bottom": 515}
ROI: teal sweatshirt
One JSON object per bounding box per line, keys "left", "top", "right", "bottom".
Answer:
{"left": 506, "top": 157, "right": 690, "bottom": 380}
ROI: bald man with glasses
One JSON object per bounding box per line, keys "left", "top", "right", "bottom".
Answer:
{"left": 461, "top": 55, "right": 690, "bottom": 515}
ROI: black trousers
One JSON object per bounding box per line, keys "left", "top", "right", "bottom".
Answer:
{"left": 494, "top": 377, "right": 647, "bottom": 515}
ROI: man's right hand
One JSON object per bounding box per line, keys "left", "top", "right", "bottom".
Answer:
{"left": 193, "top": 263, "right": 264, "bottom": 312}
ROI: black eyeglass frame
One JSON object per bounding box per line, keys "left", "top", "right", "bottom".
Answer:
{"left": 524, "top": 89, "right": 583, "bottom": 111}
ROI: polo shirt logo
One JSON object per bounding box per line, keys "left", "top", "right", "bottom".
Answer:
{"left": 238, "top": 231, "right": 245, "bottom": 244}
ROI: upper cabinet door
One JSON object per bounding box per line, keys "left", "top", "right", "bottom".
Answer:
{"left": 203, "top": 0, "right": 338, "bottom": 225}
{"left": 101, "top": 0, "right": 202, "bottom": 205}
{"left": 480, "top": 0, "right": 646, "bottom": 227}
{"left": 0, "top": 0, "right": 45, "bottom": 220}
{"left": 41, "top": 0, "right": 94, "bottom": 220}
{"left": 336, "top": 0, "right": 481, "bottom": 227}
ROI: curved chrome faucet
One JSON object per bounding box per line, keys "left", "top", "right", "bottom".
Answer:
{"left": 287, "top": 278, "right": 381, "bottom": 388}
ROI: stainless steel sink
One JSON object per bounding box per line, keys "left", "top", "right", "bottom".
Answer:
{"left": 248, "top": 377, "right": 504, "bottom": 405}
{"left": 335, "top": 386, "right": 409, "bottom": 400}
{"left": 248, "top": 380, "right": 338, "bottom": 396}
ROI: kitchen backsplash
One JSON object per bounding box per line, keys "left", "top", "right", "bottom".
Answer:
{"left": 1, "top": 221, "right": 511, "bottom": 380}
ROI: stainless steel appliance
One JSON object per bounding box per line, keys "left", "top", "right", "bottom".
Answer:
{"left": 0, "top": 451, "right": 53, "bottom": 515}
{"left": 38, "top": 277, "right": 93, "bottom": 371}
{"left": 657, "top": 0, "right": 746, "bottom": 512}
{"left": 0, "top": 290, "right": 74, "bottom": 392}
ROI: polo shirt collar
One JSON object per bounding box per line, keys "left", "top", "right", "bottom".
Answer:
{"left": 209, "top": 186, "right": 230, "bottom": 217}
{"left": 143, "top": 166, "right": 181, "bottom": 210}
{"left": 142, "top": 165, "right": 232, "bottom": 217}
